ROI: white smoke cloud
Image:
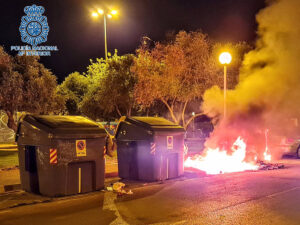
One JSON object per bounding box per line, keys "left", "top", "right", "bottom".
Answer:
{"left": 202, "top": 0, "right": 300, "bottom": 158}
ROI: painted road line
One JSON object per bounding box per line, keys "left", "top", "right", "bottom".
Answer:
{"left": 267, "top": 186, "right": 300, "bottom": 198}
{"left": 0, "top": 210, "right": 12, "bottom": 215}
{"left": 103, "top": 192, "right": 129, "bottom": 225}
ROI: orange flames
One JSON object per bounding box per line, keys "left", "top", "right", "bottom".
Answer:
{"left": 184, "top": 137, "right": 260, "bottom": 174}
{"left": 263, "top": 129, "right": 272, "bottom": 162}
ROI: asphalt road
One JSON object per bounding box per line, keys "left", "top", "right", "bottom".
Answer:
{"left": 1, "top": 159, "right": 300, "bottom": 225}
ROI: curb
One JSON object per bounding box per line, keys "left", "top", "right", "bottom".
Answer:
{"left": 4, "top": 184, "right": 21, "bottom": 192}
{"left": 105, "top": 172, "right": 118, "bottom": 178}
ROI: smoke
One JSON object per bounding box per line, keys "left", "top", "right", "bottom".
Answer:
{"left": 202, "top": 0, "right": 300, "bottom": 158}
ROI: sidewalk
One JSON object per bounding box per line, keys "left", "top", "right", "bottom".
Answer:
{"left": 105, "top": 156, "right": 119, "bottom": 178}
{"left": 0, "top": 168, "right": 20, "bottom": 193}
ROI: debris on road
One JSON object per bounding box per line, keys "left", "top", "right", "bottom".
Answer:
{"left": 258, "top": 161, "right": 285, "bottom": 170}
{"left": 106, "top": 182, "right": 133, "bottom": 195}
{"left": 106, "top": 187, "right": 113, "bottom": 191}
{"left": 113, "top": 182, "right": 125, "bottom": 192}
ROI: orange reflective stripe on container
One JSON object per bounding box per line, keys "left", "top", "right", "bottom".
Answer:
{"left": 150, "top": 142, "right": 156, "bottom": 155}
{"left": 50, "top": 148, "right": 57, "bottom": 164}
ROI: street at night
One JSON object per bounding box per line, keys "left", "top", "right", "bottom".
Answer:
{"left": 1, "top": 0, "right": 300, "bottom": 224}
{"left": 0, "top": 159, "right": 300, "bottom": 225}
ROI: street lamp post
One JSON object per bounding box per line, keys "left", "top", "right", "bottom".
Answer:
{"left": 92, "top": 9, "right": 118, "bottom": 60}
{"left": 192, "top": 112, "right": 195, "bottom": 138}
{"left": 103, "top": 14, "right": 107, "bottom": 60}
{"left": 219, "top": 52, "right": 232, "bottom": 120}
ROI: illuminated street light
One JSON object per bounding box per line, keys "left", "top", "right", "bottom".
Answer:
{"left": 97, "top": 9, "right": 104, "bottom": 15}
{"left": 91, "top": 12, "right": 99, "bottom": 18}
{"left": 219, "top": 52, "right": 232, "bottom": 120}
{"left": 219, "top": 52, "right": 232, "bottom": 65}
{"left": 91, "top": 8, "right": 118, "bottom": 60}
{"left": 111, "top": 10, "right": 118, "bottom": 15}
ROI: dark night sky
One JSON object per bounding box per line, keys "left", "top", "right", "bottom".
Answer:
{"left": 0, "top": 0, "right": 265, "bottom": 82}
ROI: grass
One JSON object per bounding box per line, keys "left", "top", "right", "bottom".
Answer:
{"left": 0, "top": 151, "right": 19, "bottom": 168}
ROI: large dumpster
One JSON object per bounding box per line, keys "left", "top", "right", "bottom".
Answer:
{"left": 16, "top": 114, "right": 107, "bottom": 197}
{"left": 115, "top": 116, "right": 185, "bottom": 181}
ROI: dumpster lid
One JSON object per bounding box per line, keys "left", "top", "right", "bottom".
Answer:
{"left": 119, "top": 116, "right": 185, "bottom": 131}
{"left": 19, "top": 114, "right": 106, "bottom": 136}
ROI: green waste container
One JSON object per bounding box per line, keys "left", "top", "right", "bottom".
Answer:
{"left": 16, "top": 114, "right": 107, "bottom": 197}
{"left": 115, "top": 116, "right": 185, "bottom": 181}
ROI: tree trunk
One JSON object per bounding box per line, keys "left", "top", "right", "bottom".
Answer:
{"left": 181, "top": 100, "right": 189, "bottom": 128}
{"left": 161, "top": 98, "right": 179, "bottom": 124}
{"left": 115, "top": 105, "right": 122, "bottom": 117}
{"left": 127, "top": 107, "right": 132, "bottom": 117}
{"left": 6, "top": 111, "right": 17, "bottom": 132}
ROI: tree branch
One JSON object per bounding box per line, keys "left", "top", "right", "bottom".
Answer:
{"left": 181, "top": 100, "right": 189, "bottom": 128}
{"left": 184, "top": 113, "right": 204, "bottom": 130}
{"left": 171, "top": 97, "right": 176, "bottom": 110}
{"left": 128, "top": 106, "right": 132, "bottom": 117}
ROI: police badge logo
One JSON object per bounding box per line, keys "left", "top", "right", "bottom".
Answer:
{"left": 11, "top": 5, "right": 58, "bottom": 56}
{"left": 19, "top": 4, "right": 49, "bottom": 46}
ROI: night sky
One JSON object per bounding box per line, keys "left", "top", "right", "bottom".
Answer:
{"left": 0, "top": 0, "right": 265, "bottom": 82}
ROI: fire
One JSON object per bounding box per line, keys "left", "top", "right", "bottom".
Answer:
{"left": 184, "top": 137, "right": 259, "bottom": 174}
{"left": 263, "top": 129, "right": 272, "bottom": 161}
{"left": 263, "top": 147, "right": 271, "bottom": 161}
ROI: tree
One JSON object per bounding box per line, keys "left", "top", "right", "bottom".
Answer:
{"left": 133, "top": 31, "right": 216, "bottom": 129}
{"left": 0, "top": 47, "right": 22, "bottom": 131}
{"left": 57, "top": 72, "right": 89, "bottom": 115}
{"left": 132, "top": 31, "right": 250, "bottom": 129}
{"left": 0, "top": 47, "right": 64, "bottom": 131}
{"left": 80, "top": 52, "right": 137, "bottom": 120}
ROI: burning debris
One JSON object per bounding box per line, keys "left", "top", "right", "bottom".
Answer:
{"left": 184, "top": 137, "right": 259, "bottom": 174}
{"left": 184, "top": 136, "right": 285, "bottom": 175}
{"left": 263, "top": 129, "right": 272, "bottom": 162}
{"left": 257, "top": 161, "right": 284, "bottom": 170}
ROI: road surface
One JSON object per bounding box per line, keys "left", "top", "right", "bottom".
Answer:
{"left": 1, "top": 159, "right": 300, "bottom": 225}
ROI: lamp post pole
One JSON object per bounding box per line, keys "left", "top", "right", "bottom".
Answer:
{"left": 92, "top": 9, "right": 117, "bottom": 61}
{"left": 103, "top": 14, "right": 107, "bottom": 61}
{"left": 219, "top": 52, "right": 232, "bottom": 121}
{"left": 223, "top": 65, "right": 227, "bottom": 120}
